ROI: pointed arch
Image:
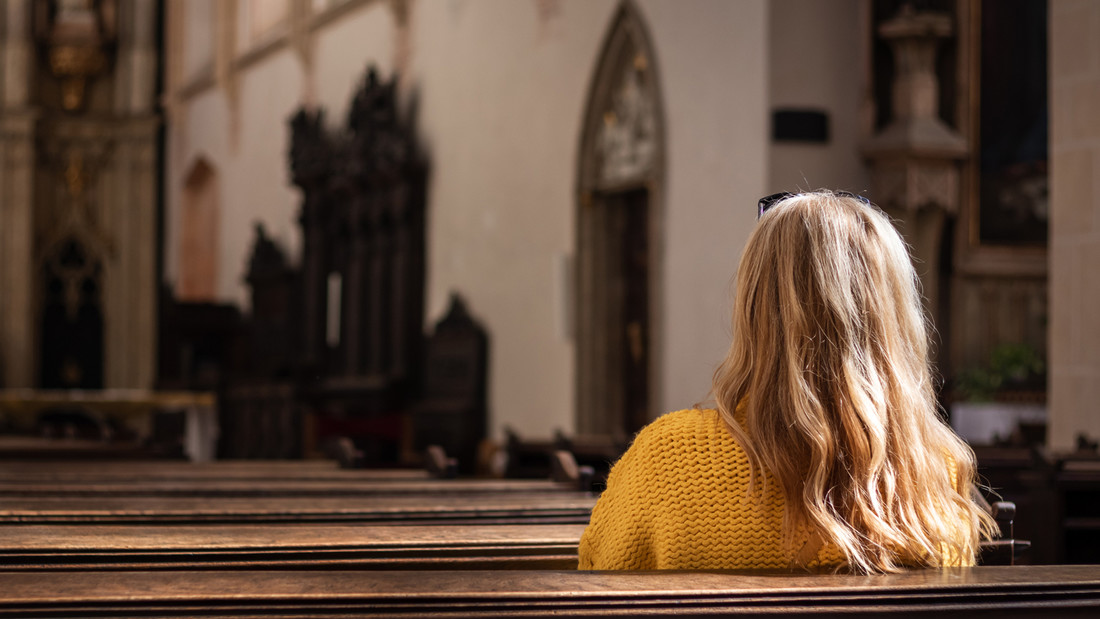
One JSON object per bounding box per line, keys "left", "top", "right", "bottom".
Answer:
{"left": 575, "top": 1, "right": 666, "bottom": 437}
{"left": 179, "top": 156, "right": 221, "bottom": 301}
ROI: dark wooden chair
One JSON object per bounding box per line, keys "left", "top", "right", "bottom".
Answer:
{"left": 412, "top": 294, "right": 488, "bottom": 475}
{"left": 425, "top": 444, "right": 458, "bottom": 479}
{"left": 972, "top": 481, "right": 1030, "bottom": 565}
{"left": 551, "top": 450, "right": 595, "bottom": 492}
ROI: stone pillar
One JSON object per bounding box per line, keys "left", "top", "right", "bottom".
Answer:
{"left": 103, "top": 117, "right": 159, "bottom": 389}
{"left": 115, "top": 0, "right": 159, "bottom": 115}
{"left": 0, "top": 0, "right": 37, "bottom": 387}
{"left": 104, "top": 0, "right": 160, "bottom": 388}
{"left": 1048, "top": 0, "right": 1100, "bottom": 450}
{"left": 863, "top": 5, "right": 965, "bottom": 341}
{"left": 1, "top": 0, "right": 33, "bottom": 108}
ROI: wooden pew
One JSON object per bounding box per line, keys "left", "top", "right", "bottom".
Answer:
{"left": 1, "top": 566, "right": 1098, "bottom": 617}
{"left": 0, "top": 520, "right": 1028, "bottom": 572}
{"left": 0, "top": 454, "right": 584, "bottom": 498}
{"left": 0, "top": 477, "right": 583, "bottom": 497}
{"left": 0, "top": 456, "right": 1022, "bottom": 565}
{"left": 0, "top": 459, "right": 407, "bottom": 482}
{"left": 0, "top": 456, "right": 1021, "bottom": 573}
{"left": 0, "top": 523, "right": 585, "bottom": 570}
{"left": 0, "top": 493, "right": 597, "bottom": 525}
{"left": 0, "top": 456, "right": 596, "bottom": 570}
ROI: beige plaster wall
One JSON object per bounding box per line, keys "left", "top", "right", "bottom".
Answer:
{"left": 166, "top": 0, "right": 770, "bottom": 439}
{"left": 411, "top": 0, "right": 769, "bottom": 436}
{"left": 166, "top": 49, "right": 304, "bottom": 309}
{"left": 311, "top": 2, "right": 395, "bottom": 116}
{"left": 767, "top": 0, "right": 868, "bottom": 195}
{"left": 639, "top": 0, "right": 769, "bottom": 416}
{"left": 409, "top": 0, "right": 615, "bottom": 438}
{"left": 180, "top": 0, "right": 214, "bottom": 82}
{"left": 167, "top": 1, "right": 398, "bottom": 307}
{"left": 1049, "top": 0, "right": 1100, "bottom": 450}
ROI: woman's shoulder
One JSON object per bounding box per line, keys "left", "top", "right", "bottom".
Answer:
{"left": 610, "top": 407, "right": 751, "bottom": 498}
{"left": 653, "top": 406, "right": 721, "bottom": 425}
{"left": 630, "top": 408, "right": 735, "bottom": 451}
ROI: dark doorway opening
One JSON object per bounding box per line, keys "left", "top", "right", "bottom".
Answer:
{"left": 39, "top": 239, "right": 104, "bottom": 390}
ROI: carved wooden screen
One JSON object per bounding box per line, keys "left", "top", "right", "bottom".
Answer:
{"left": 290, "top": 67, "right": 427, "bottom": 402}
{"left": 223, "top": 66, "right": 428, "bottom": 460}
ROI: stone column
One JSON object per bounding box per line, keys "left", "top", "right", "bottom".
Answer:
{"left": 1048, "top": 0, "right": 1100, "bottom": 450}
{"left": 0, "top": 0, "right": 38, "bottom": 387}
{"left": 114, "top": 0, "right": 159, "bottom": 115}
{"left": 103, "top": 117, "right": 159, "bottom": 389}
{"left": 863, "top": 5, "right": 966, "bottom": 344}
{"left": 2, "top": 0, "right": 33, "bottom": 108}
{"left": 104, "top": 0, "right": 160, "bottom": 388}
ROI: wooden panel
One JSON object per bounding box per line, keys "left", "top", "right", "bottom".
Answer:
{"left": 949, "top": 274, "right": 1047, "bottom": 378}
{"left": 0, "top": 436, "right": 155, "bottom": 459}
{"left": 0, "top": 493, "right": 597, "bottom": 524}
{"left": 0, "top": 523, "right": 585, "bottom": 570}
{"left": 0, "top": 566, "right": 1098, "bottom": 617}
{"left": 0, "top": 459, "right": 426, "bottom": 482}
{"left": 0, "top": 478, "right": 579, "bottom": 497}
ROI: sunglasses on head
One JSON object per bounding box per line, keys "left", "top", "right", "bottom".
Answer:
{"left": 757, "top": 191, "right": 874, "bottom": 219}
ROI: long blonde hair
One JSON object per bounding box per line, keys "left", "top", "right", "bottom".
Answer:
{"left": 712, "top": 191, "right": 996, "bottom": 573}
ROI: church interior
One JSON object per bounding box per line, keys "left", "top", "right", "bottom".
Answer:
{"left": 1, "top": 0, "right": 1099, "bottom": 612}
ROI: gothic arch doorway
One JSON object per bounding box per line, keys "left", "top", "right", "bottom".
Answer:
{"left": 576, "top": 2, "right": 664, "bottom": 438}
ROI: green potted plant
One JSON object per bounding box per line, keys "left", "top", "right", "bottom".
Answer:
{"left": 954, "top": 343, "right": 1046, "bottom": 403}
{"left": 951, "top": 343, "right": 1047, "bottom": 445}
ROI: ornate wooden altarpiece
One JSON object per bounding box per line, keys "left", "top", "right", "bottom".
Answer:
{"left": 1, "top": 1, "right": 159, "bottom": 392}
{"left": 213, "top": 67, "right": 486, "bottom": 465}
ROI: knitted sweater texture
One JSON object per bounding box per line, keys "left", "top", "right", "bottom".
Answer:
{"left": 578, "top": 407, "right": 846, "bottom": 571}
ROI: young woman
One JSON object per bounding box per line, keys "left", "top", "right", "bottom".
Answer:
{"left": 578, "top": 191, "right": 996, "bottom": 573}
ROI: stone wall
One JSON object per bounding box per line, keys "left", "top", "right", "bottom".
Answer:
{"left": 164, "top": 0, "right": 770, "bottom": 438}
{"left": 1049, "top": 0, "right": 1100, "bottom": 449}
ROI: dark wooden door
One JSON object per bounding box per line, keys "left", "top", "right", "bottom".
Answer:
{"left": 616, "top": 189, "right": 649, "bottom": 435}
{"left": 576, "top": 188, "right": 652, "bottom": 438}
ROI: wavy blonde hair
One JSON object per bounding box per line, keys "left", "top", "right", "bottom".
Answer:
{"left": 712, "top": 191, "right": 996, "bottom": 573}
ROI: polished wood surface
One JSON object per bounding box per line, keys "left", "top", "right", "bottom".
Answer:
{"left": 0, "top": 437, "right": 153, "bottom": 459}
{"left": 0, "top": 523, "right": 585, "bottom": 570}
{"left": 0, "top": 477, "right": 580, "bottom": 497}
{"left": 0, "top": 492, "right": 597, "bottom": 524}
{"left": 0, "top": 459, "right": 429, "bottom": 482}
{"left": 0, "top": 389, "right": 215, "bottom": 413}
{"left": 0, "top": 566, "right": 1097, "bottom": 617}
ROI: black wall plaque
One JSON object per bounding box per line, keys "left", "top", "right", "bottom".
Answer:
{"left": 772, "top": 109, "right": 830, "bottom": 143}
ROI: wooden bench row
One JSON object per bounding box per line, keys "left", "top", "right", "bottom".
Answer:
{"left": 0, "top": 492, "right": 596, "bottom": 525}
{"left": 2, "top": 456, "right": 1097, "bottom": 617}
{"left": 0, "top": 523, "right": 585, "bottom": 570}
{"left": 0, "top": 458, "right": 428, "bottom": 482}
{"left": 0, "top": 477, "right": 580, "bottom": 497}
{"left": 2, "top": 566, "right": 1099, "bottom": 617}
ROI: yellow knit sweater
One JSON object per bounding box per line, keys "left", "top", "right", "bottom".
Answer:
{"left": 578, "top": 407, "right": 846, "bottom": 571}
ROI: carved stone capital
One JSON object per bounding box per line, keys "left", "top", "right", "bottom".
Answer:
{"left": 870, "top": 157, "right": 960, "bottom": 214}
{"left": 864, "top": 5, "right": 966, "bottom": 161}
